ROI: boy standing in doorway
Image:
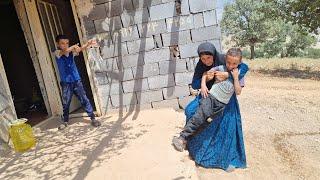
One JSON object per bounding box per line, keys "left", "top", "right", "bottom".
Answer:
{"left": 54, "top": 34, "right": 101, "bottom": 130}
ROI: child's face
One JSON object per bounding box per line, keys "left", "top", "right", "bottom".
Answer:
{"left": 57, "top": 39, "right": 69, "bottom": 51}
{"left": 226, "top": 55, "right": 241, "bottom": 71}
{"left": 200, "top": 54, "right": 214, "bottom": 66}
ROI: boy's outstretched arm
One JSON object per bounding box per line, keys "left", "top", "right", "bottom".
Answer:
{"left": 74, "top": 39, "right": 98, "bottom": 53}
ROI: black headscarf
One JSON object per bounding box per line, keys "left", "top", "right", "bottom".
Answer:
{"left": 192, "top": 42, "right": 226, "bottom": 89}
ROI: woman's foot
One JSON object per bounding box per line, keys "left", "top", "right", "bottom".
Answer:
{"left": 172, "top": 136, "right": 186, "bottom": 152}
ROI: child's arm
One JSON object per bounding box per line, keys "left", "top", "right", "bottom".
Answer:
{"left": 56, "top": 43, "right": 79, "bottom": 57}
{"left": 231, "top": 68, "right": 242, "bottom": 95}
{"left": 74, "top": 39, "right": 98, "bottom": 53}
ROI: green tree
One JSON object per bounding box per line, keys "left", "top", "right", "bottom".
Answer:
{"left": 259, "top": 20, "right": 316, "bottom": 57}
{"left": 269, "top": 0, "right": 320, "bottom": 34}
{"left": 221, "top": 0, "right": 272, "bottom": 59}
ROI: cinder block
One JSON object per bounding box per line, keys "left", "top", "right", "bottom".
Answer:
{"left": 153, "top": 34, "right": 163, "bottom": 48}
{"left": 88, "top": 4, "right": 107, "bottom": 20}
{"left": 101, "top": 42, "right": 128, "bottom": 58}
{"left": 97, "top": 82, "right": 123, "bottom": 97}
{"left": 193, "top": 13, "right": 204, "bottom": 29}
{"left": 122, "top": 78, "right": 149, "bottom": 93}
{"left": 179, "top": 42, "right": 202, "bottom": 58}
{"left": 150, "top": 2, "right": 176, "bottom": 21}
{"left": 83, "top": 17, "right": 96, "bottom": 36}
{"left": 94, "top": 72, "right": 109, "bottom": 85}
{"left": 191, "top": 26, "right": 221, "bottom": 42}
{"left": 106, "top": 68, "right": 134, "bottom": 82}
{"left": 148, "top": 74, "right": 175, "bottom": 89}
{"left": 151, "top": 99, "right": 179, "bottom": 109}
{"left": 93, "top": 19, "right": 106, "bottom": 33}
{"left": 159, "top": 60, "right": 188, "bottom": 74}
{"left": 104, "top": 57, "right": 119, "bottom": 70}
{"left": 175, "top": 72, "right": 194, "bottom": 85}
{"left": 94, "top": 16, "right": 122, "bottom": 33}
{"left": 186, "top": 58, "right": 197, "bottom": 72}
{"left": 162, "top": 85, "right": 190, "bottom": 100}
{"left": 110, "top": 92, "right": 137, "bottom": 107}
{"left": 132, "top": 63, "right": 159, "bottom": 79}
{"left": 112, "top": 25, "right": 140, "bottom": 42}
{"left": 189, "top": 0, "right": 216, "bottom": 13}
{"left": 137, "top": 19, "right": 167, "bottom": 37}
{"left": 137, "top": 90, "right": 163, "bottom": 104}
{"left": 121, "top": 53, "right": 144, "bottom": 68}
{"left": 178, "top": 96, "right": 195, "bottom": 109}
{"left": 126, "top": 37, "right": 155, "bottom": 54}
{"left": 180, "top": 0, "right": 191, "bottom": 15}
{"left": 132, "top": 0, "right": 161, "bottom": 9}
{"left": 161, "top": 30, "right": 192, "bottom": 46}
{"left": 104, "top": 0, "right": 134, "bottom": 17}
{"left": 91, "top": 57, "right": 119, "bottom": 72}
{"left": 97, "top": 95, "right": 112, "bottom": 109}
{"left": 121, "top": 8, "right": 149, "bottom": 27}
{"left": 144, "top": 48, "right": 171, "bottom": 64}
{"left": 166, "top": 15, "right": 194, "bottom": 32}
{"left": 203, "top": 10, "right": 217, "bottom": 26}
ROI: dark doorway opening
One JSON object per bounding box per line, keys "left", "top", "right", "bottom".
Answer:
{"left": 0, "top": 1, "right": 48, "bottom": 126}
{"left": 36, "top": 0, "right": 95, "bottom": 114}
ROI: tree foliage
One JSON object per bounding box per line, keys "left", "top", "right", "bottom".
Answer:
{"left": 221, "top": 0, "right": 317, "bottom": 59}
{"left": 269, "top": 0, "right": 320, "bottom": 34}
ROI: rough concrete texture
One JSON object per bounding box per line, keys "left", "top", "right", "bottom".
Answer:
{"left": 81, "top": 0, "right": 220, "bottom": 114}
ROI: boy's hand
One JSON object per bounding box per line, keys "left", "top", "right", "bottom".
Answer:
{"left": 200, "top": 84, "right": 209, "bottom": 98}
{"left": 231, "top": 68, "right": 239, "bottom": 79}
{"left": 215, "top": 71, "right": 229, "bottom": 81}
{"left": 87, "top": 39, "right": 98, "bottom": 48}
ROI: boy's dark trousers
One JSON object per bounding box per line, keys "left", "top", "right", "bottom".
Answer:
{"left": 180, "top": 94, "right": 225, "bottom": 139}
{"left": 61, "top": 80, "right": 95, "bottom": 122}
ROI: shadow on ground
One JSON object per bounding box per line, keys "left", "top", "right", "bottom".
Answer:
{"left": 0, "top": 115, "right": 150, "bottom": 180}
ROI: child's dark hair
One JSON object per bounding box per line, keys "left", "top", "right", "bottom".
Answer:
{"left": 226, "top": 48, "right": 242, "bottom": 61}
{"left": 55, "top": 34, "right": 68, "bottom": 42}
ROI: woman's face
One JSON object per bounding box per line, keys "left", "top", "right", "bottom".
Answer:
{"left": 200, "top": 55, "right": 214, "bottom": 66}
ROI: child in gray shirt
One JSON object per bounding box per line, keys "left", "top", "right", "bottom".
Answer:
{"left": 173, "top": 48, "right": 247, "bottom": 152}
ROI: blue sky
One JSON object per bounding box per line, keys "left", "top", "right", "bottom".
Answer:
{"left": 216, "top": 0, "right": 234, "bottom": 22}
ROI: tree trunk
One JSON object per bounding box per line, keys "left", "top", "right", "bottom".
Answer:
{"left": 250, "top": 45, "right": 255, "bottom": 59}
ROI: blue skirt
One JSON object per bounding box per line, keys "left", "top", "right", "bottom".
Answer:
{"left": 185, "top": 94, "right": 247, "bottom": 170}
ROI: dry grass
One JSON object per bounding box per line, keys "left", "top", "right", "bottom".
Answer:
{"left": 244, "top": 58, "right": 320, "bottom": 80}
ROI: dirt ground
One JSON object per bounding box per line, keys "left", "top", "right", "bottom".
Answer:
{"left": 0, "top": 73, "right": 320, "bottom": 180}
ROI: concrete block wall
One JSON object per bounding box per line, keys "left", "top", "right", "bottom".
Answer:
{"left": 80, "top": 0, "right": 221, "bottom": 114}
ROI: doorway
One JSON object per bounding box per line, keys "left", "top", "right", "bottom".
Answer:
{"left": 0, "top": 0, "right": 96, "bottom": 127}
{"left": 0, "top": 1, "right": 48, "bottom": 126}
{"left": 35, "top": 0, "right": 95, "bottom": 114}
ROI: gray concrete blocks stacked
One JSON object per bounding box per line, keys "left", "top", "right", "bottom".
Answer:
{"left": 83, "top": 0, "right": 221, "bottom": 114}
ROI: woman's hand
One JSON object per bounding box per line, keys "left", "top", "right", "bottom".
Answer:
{"left": 215, "top": 71, "right": 229, "bottom": 81}
{"left": 200, "top": 84, "right": 209, "bottom": 98}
